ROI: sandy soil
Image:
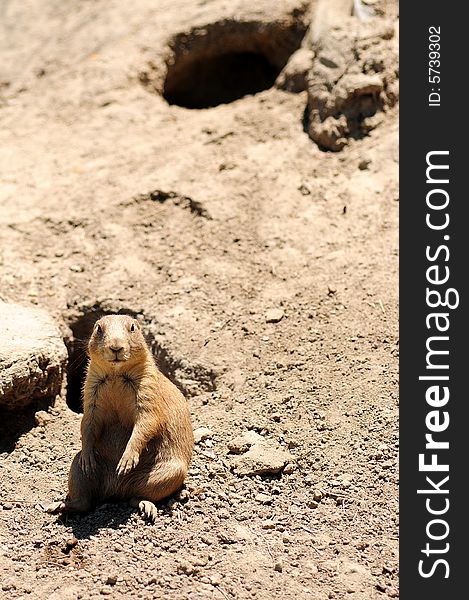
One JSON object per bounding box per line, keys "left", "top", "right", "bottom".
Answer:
{"left": 0, "top": 1, "right": 399, "bottom": 598}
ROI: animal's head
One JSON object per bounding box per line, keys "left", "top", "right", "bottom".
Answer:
{"left": 88, "top": 315, "right": 147, "bottom": 368}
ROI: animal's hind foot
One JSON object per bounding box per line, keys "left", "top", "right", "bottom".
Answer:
{"left": 63, "top": 498, "right": 93, "bottom": 514}
{"left": 130, "top": 498, "right": 158, "bottom": 523}
{"left": 45, "top": 500, "right": 66, "bottom": 514}
{"left": 45, "top": 497, "right": 92, "bottom": 515}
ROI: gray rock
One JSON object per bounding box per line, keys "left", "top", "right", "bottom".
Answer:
{"left": 34, "top": 410, "right": 51, "bottom": 427}
{"left": 336, "top": 473, "right": 354, "bottom": 487}
{"left": 255, "top": 493, "right": 272, "bottom": 504}
{"left": 193, "top": 426, "right": 213, "bottom": 444}
{"left": 265, "top": 308, "right": 285, "bottom": 323}
{"left": 227, "top": 430, "right": 265, "bottom": 454}
{"left": 0, "top": 301, "right": 67, "bottom": 409}
{"left": 209, "top": 573, "right": 223, "bottom": 587}
{"left": 231, "top": 443, "right": 293, "bottom": 476}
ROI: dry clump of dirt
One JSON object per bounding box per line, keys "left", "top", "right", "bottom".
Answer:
{"left": 306, "top": 6, "right": 399, "bottom": 150}
{"left": 0, "top": 0, "right": 399, "bottom": 598}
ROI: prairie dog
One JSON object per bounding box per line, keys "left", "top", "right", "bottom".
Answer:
{"left": 62, "top": 315, "right": 194, "bottom": 521}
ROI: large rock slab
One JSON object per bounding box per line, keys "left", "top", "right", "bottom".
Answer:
{"left": 305, "top": 0, "right": 399, "bottom": 150}
{"left": 0, "top": 301, "right": 67, "bottom": 409}
{"left": 228, "top": 431, "right": 294, "bottom": 476}
{"left": 227, "top": 430, "right": 265, "bottom": 455}
{"left": 231, "top": 443, "right": 293, "bottom": 476}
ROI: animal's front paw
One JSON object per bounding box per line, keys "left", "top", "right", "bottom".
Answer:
{"left": 116, "top": 449, "right": 140, "bottom": 476}
{"left": 79, "top": 449, "right": 96, "bottom": 476}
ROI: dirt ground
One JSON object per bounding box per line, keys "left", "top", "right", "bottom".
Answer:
{"left": 0, "top": 1, "right": 399, "bottom": 598}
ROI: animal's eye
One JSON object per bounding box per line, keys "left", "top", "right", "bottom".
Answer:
{"left": 96, "top": 324, "right": 103, "bottom": 334}
{"left": 130, "top": 323, "right": 136, "bottom": 332}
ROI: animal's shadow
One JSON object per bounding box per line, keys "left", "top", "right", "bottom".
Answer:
{"left": 54, "top": 495, "right": 180, "bottom": 540}
{"left": 54, "top": 502, "right": 134, "bottom": 539}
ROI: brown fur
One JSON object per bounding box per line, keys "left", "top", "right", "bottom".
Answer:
{"left": 62, "top": 315, "right": 194, "bottom": 521}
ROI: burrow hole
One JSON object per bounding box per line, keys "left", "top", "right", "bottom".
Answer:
{"left": 160, "top": 18, "right": 308, "bottom": 109}
{"left": 64, "top": 305, "right": 216, "bottom": 413}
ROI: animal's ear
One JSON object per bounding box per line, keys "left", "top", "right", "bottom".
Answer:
{"left": 91, "top": 318, "right": 103, "bottom": 335}
{"left": 130, "top": 319, "right": 141, "bottom": 332}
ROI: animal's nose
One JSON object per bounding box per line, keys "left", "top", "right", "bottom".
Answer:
{"left": 110, "top": 345, "right": 124, "bottom": 353}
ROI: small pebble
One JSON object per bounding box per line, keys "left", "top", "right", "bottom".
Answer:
{"left": 210, "top": 573, "right": 223, "bottom": 586}
{"left": 100, "top": 588, "right": 112, "bottom": 595}
{"left": 265, "top": 308, "right": 284, "bottom": 323}
{"left": 34, "top": 410, "right": 51, "bottom": 427}
{"left": 193, "top": 427, "right": 213, "bottom": 444}
{"left": 255, "top": 493, "right": 272, "bottom": 505}
{"left": 358, "top": 159, "right": 371, "bottom": 170}
{"left": 177, "top": 561, "right": 195, "bottom": 576}
{"left": 2, "top": 579, "right": 16, "bottom": 592}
